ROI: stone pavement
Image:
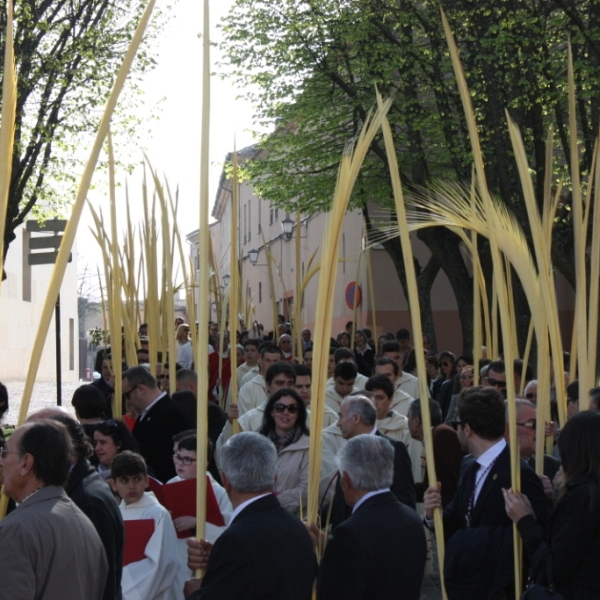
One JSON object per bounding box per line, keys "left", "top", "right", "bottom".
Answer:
{"left": 3, "top": 380, "right": 80, "bottom": 425}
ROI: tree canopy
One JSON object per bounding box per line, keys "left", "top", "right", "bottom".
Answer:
{"left": 0, "top": 0, "right": 165, "bottom": 269}
{"left": 220, "top": 0, "right": 600, "bottom": 351}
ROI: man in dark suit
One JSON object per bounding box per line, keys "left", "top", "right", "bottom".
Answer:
{"left": 408, "top": 398, "right": 465, "bottom": 506}
{"left": 424, "top": 386, "right": 550, "bottom": 599}
{"left": 123, "top": 366, "right": 193, "bottom": 482}
{"left": 184, "top": 432, "right": 317, "bottom": 600}
{"left": 329, "top": 394, "right": 415, "bottom": 530}
{"left": 318, "top": 434, "right": 426, "bottom": 600}
{"left": 505, "top": 398, "right": 561, "bottom": 494}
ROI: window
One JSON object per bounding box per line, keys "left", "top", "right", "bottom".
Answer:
{"left": 248, "top": 200, "right": 251, "bottom": 243}
{"left": 22, "top": 230, "right": 32, "bottom": 302}
{"left": 269, "top": 206, "right": 273, "bottom": 225}
{"left": 69, "top": 318, "right": 75, "bottom": 370}
{"left": 275, "top": 207, "right": 279, "bottom": 220}
{"left": 259, "top": 282, "right": 262, "bottom": 303}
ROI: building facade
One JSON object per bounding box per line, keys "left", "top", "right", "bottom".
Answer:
{"left": 1, "top": 225, "right": 79, "bottom": 381}
{"left": 189, "top": 146, "right": 576, "bottom": 356}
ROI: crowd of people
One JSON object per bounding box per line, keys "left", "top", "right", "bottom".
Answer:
{"left": 0, "top": 318, "right": 599, "bottom": 600}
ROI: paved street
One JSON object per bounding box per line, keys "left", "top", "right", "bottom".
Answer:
{"left": 2, "top": 380, "right": 81, "bottom": 425}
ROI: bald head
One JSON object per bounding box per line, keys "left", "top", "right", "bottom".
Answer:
{"left": 26, "top": 406, "right": 70, "bottom": 422}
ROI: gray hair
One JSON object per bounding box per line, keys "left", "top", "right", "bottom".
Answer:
{"left": 505, "top": 398, "right": 536, "bottom": 422}
{"left": 336, "top": 434, "right": 394, "bottom": 490}
{"left": 123, "top": 365, "right": 158, "bottom": 389}
{"left": 176, "top": 368, "right": 197, "bottom": 386}
{"left": 343, "top": 395, "right": 376, "bottom": 426}
{"left": 220, "top": 432, "right": 277, "bottom": 493}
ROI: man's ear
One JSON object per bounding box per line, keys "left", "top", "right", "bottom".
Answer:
{"left": 20, "top": 453, "right": 36, "bottom": 477}
{"left": 340, "top": 471, "right": 351, "bottom": 492}
{"left": 220, "top": 472, "right": 232, "bottom": 494}
{"left": 108, "top": 478, "right": 118, "bottom": 494}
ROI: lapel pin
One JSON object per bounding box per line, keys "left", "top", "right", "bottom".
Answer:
{"left": 493, "top": 474, "right": 498, "bottom": 480}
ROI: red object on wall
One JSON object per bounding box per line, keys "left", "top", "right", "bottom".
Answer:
{"left": 345, "top": 282, "right": 362, "bottom": 309}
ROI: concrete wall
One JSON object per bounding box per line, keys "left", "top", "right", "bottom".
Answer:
{"left": 1, "top": 226, "right": 79, "bottom": 382}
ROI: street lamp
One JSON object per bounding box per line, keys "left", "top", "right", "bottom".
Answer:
{"left": 248, "top": 248, "right": 259, "bottom": 265}
{"left": 281, "top": 217, "right": 294, "bottom": 240}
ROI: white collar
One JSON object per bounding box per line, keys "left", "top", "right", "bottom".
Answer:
{"left": 139, "top": 391, "right": 167, "bottom": 421}
{"left": 229, "top": 493, "right": 271, "bottom": 524}
{"left": 476, "top": 438, "right": 506, "bottom": 469}
{"left": 352, "top": 488, "right": 389, "bottom": 513}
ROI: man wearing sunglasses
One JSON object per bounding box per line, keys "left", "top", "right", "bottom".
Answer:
{"left": 504, "top": 398, "right": 560, "bottom": 496}
{"left": 424, "top": 386, "right": 549, "bottom": 598}
{"left": 124, "top": 366, "right": 193, "bottom": 482}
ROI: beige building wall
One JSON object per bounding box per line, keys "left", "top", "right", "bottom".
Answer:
{"left": 190, "top": 147, "right": 577, "bottom": 358}
{"left": 1, "top": 226, "right": 79, "bottom": 381}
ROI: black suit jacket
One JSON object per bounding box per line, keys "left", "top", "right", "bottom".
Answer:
{"left": 329, "top": 432, "right": 415, "bottom": 530}
{"left": 318, "top": 491, "right": 426, "bottom": 600}
{"left": 189, "top": 494, "right": 317, "bottom": 600}
{"left": 442, "top": 444, "right": 550, "bottom": 599}
{"left": 132, "top": 395, "right": 193, "bottom": 482}
{"left": 66, "top": 458, "right": 124, "bottom": 600}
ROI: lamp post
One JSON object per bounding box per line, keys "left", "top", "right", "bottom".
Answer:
{"left": 281, "top": 217, "right": 294, "bottom": 240}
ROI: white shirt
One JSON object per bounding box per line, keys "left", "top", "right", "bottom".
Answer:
{"left": 472, "top": 438, "right": 506, "bottom": 505}
{"left": 229, "top": 493, "right": 272, "bottom": 525}
{"left": 139, "top": 391, "right": 167, "bottom": 421}
{"left": 352, "top": 488, "right": 390, "bottom": 513}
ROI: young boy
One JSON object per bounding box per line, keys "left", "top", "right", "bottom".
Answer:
{"left": 168, "top": 434, "right": 232, "bottom": 597}
{"left": 110, "top": 451, "right": 181, "bottom": 600}
{"left": 168, "top": 434, "right": 232, "bottom": 540}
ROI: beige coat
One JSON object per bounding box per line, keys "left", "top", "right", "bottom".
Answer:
{"left": 275, "top": 433, "right": 310, "bottom": 516}
{"left": 237, "top": 375, "right": 268, "bottom": 415}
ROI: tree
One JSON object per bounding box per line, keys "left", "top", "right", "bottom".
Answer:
{"left": 0, "top": 0, "right": 165, "bottom": 273}
{"left": 220, "top": 0, "right": 600, "bottom": 352}
{"left": 77, "top": 262, "right": 102, "bottom": 339}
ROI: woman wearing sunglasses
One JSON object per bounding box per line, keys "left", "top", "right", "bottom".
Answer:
{"left": 259, "top": 388, "right": 310, "bottom": 516}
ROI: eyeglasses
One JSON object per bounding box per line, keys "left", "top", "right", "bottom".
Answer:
{"left": 173, "top": 454, "right": 197, "bottom": 466}
{"left": 525, "top": 393, "right": 537, "bottom": 400}
{"left": 122, "top": 384, "right": 138, "bottom": 400}
{"left": 486, "top": 377, "right": 507, "bottom": 389}
{"left": 516, "top": 420, "right": 536, "bottom": 429}
{"left": 273, "top": 403, "right": 299, "bottom": 414}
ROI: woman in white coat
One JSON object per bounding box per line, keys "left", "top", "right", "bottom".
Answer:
{"left": 259, "top": 388, "right": 310, "bottom": 516}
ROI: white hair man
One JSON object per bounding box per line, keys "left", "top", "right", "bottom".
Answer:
{"left": 317, "top": 435, "right": 426, "bottom": 600}
{"left": 185, "top": 433, "right": 316, "bottom": 599}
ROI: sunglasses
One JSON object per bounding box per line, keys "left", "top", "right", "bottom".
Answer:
{"left": 273, "top": 403, "right": 299, "bottom": 414}
{"left": 122, "top": 384, "right": 138, "bottom": 400}
{"left": 486, "top": 377, "right": 506, "bottom": 389}
{"left": 157, "top": 374, "right": 169, "bottom": 380}
{"left": 516, "top": 420, "right": 536, "bottom": 429}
